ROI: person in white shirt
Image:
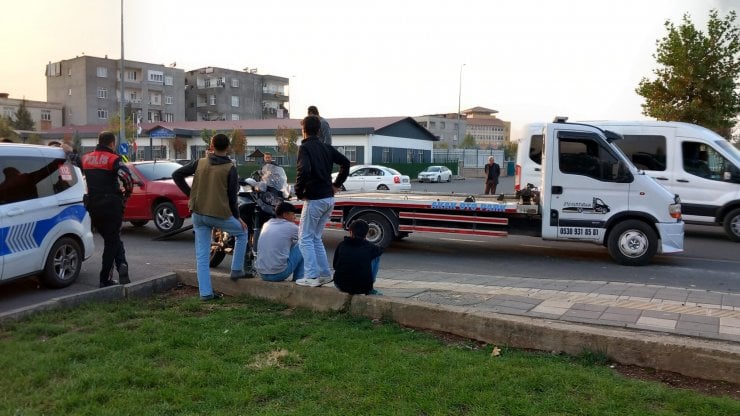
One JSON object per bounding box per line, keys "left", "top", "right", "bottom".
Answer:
{"left": 254, "top": 202, "right": 304, "bottom": 282}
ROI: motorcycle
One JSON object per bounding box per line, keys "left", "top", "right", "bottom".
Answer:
{"left": 209, "top": 163, "right": 290, "bottom": 272}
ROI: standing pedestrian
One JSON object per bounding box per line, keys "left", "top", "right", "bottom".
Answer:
{"left": 294, "top": 115, "right": 350, "bottom": 287}
{"left": 173, "top": 133, "right": 248, "bottom": 301}
{"left": 81, "top": 131, "right": 134, "bottom": 287}
{"left": 307, "top": 105, "right": 332, "bottom": 146}
{"left": 484, "top": 155, "right": 501, "bottom": 195}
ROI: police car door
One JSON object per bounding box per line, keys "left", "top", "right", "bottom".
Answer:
{"left": 545, "top": 126, "right": 629, "bottom": 242}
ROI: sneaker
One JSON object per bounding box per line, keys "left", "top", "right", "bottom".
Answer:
{"left": 100, "top": 279, "right": 119, "bottom": 288}
{"left": 368, "top": 289, "right": 383, "bottom": 296}
{"left": 295, "top": 276, "right": 333, "bottom": 287}
{"left": 118, "top": 263, "right": 130, "bottom": 285}
{"left": 201, "top": 293, "right": 223, "bottom": 301}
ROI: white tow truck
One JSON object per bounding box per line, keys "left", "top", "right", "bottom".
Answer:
{"left": 295, "top": 119, "right": 685, "bottom": 266}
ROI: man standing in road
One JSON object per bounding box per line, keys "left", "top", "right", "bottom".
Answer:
{"left": 307, "top": 105, "right": 332, "bottom": 145}
{"left": 294, "top": 115, "right": 350, "bottom": 287}
{"left": 484, "top": 155, "right": 501, "bottom": 195}
{"left": 173, "top": 133, "right": 248, "bottom": 301}
{"left": 81, "top": 131, "right": 134, "bottom": 287}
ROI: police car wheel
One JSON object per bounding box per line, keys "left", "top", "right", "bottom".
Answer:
{"left": 154, "top": 202, "right": 184, "bottom": 232}
{"left": 41, "top": 237, "right": 82, "bottom": 288}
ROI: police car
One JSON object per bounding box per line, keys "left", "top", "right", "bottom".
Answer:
{"left": 0, "top": 143, "right": 94, "bottom": 288}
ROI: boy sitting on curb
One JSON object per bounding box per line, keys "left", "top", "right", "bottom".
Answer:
{"left": 332, "top": 219, "right": 383, "bottom": 295}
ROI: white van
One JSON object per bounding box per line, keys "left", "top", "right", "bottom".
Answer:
{"left": 0, "top": 143, "right": 94, "bottom": 287}
{"left": 517, "top": 120, "right": 740, "bottom": 241}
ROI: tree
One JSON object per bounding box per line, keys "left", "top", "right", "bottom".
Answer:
{"left": 275, "top": 125, "right": 299, "bottom": 165}
{"left": 0, "top": 116, "right": 18, "bottom": 142}
{"left": 459, "top": 134, "right": 478, "bottom": 149}
{"left": 503, "top": 141, "right": 518, "bottom": 161}
{"left": 636, "top": 9, "right": 740, "bottom": 139}
{"left": 200, "top": 128, "right": 217, "bottom": 146}
{"left": 12, "top": 100, "right": 35, "bottom": 131}
{"left": 230, "top": 129, "right": 247, "bottom": 166}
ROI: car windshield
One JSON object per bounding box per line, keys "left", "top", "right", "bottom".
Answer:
{"left": 133, "top": 162, "right": 183, "bottom": 181}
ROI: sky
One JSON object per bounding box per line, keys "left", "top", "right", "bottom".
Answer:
{"left": 0, "top": 0, "right": 737, "bottom": 139}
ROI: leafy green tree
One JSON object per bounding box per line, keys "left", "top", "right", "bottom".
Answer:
{"left": 0, "top": 116, "right": 18, "bottom": 142}
{"left": 636, "top": 9, "right": 740, "bottom": 139}
{"left": 503, "top": 141, "right": 518, "bottom": 161}
{"left": 275, "top": 125, "right": 299, "bottom": 165}
{"left": 12, "top": 100, "right": 35, "bottom": 131}
{"left": 459, "top": 134, "right": 478, "bottom": 149}
{"left": 200, "top": 128, "right": 217, "bottom": 146}
{"left": 230, "top": 129, "right": 247, "bottom": 166}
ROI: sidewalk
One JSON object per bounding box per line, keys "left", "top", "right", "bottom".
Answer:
{"left": 374, "top": 269, "right": 740, "bottom": 343}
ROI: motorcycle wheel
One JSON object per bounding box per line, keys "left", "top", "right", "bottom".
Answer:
{"left": 210, "top": 248, "right": 226, "bottom": 268}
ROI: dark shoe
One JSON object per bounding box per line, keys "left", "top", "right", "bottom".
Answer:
{"left": 229, "top": 270, "right": 253, "bottom": 281}
{"left": 100, "top": 279, "right": 119, "bottom": 288}
{"left": 201, "top": 293, "right": 223, "bottom": 301}
{"left": 118, "top": 263, "right": 130, "bottom": 284}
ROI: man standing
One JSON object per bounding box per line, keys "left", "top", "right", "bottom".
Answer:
{"left": 294, "top": 115, "right": 350, "bottom": 287}
{"left": 173, "top": 133, "right": 248, "bottom": 301}
{"left": 484, "top": 155, "right": 501, "bottom": 195}
{"left": 255, "top": 202, "right": 303, "bottom": 282}
{"left": 307, "top": 105, "right": 332, "bottom": 145}
{"left": 81, "top": 131, "right": 134, "bottom": 287}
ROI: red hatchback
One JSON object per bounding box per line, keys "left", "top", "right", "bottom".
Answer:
{"left": 124, "top": 161, "right": 191, "bottom": 233}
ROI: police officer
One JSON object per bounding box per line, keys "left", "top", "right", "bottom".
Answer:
{"left": 81, "top": 131, "right": 134, "bottom": 287}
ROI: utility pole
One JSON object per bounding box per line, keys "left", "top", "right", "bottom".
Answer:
{"left": 118, "top": 0, "right": 125, "bottom": 150}
{"left": 457, "top": 64, "right": 465, "bottom": 145}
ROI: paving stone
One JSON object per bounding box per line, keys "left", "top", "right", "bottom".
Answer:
{"left": 599, "top": 313, "right": 639, "bottom": 324}
{"left": 719, "top": 325, "right": 740, "bottom": 336}
{"left": 562, "top": 309, "right": 603, "bottom": 320}
{"left": 412, "top": 291, "right": 483, "bottom": 307}
{"left": 593, "top": 285, "right": 627, "bottom": 296}
{"left": 488, "top": 294, "right": 541, "bottom": 305}
{"left": 720, "top": 317, "right": 740, "bottom": 328}
{"left": 721, "top": 294, "right": 740, "bottom": 308}
{"left": 636, "top": 316, "right": 676, "bottom": 330}
{"left": 678, "top": 314, "right": 720, "bottom": 325}
{"left": 604, "top": 306, "right": 642, "bottom": 317}
{"left": 571, "top": 303, "right": 608, "bottom": 313}
{"left": 654, "top": 289, "right": 689, "bottom": 302}
{"left": 676, "top": 321, "right": 718, "bottom": 334}
{"left": 621, "top": 287, "right": 659, "bottom": 298}
{"left": 686, "top": 291, "right": 723, "bottom": 304}
{"left": 641, "top": 310, "right": 680, "bottom": 320}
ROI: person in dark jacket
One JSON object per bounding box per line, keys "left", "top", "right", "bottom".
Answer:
{"left": 294, "top": 115, "right": 350, "bottom": 287}
{"left": 172, "top": 133, "right": 248, "bottom": 301}
{"left": 333, "top": 219, "right": 383, "bottom": 295}
{"left": 81, "top": 131, "right": 134, "bottom": 287}
{"left": 484, "top": 155, "right": 501, "bottom": 195}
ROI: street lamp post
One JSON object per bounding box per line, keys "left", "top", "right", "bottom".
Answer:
{"left": 457, "top": 64, "right": 465, "bottom": 145}
{"left": 119, "top": 0, "right": 125, "bottom": 150}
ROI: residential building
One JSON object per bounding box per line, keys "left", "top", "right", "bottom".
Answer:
{"left": 461, "top": 106, "right": 510, "bottom": 149}
{"left": 183, "top": 67, "right": 289, "bottom": 121}
{"left": 0, "top": 93, "right": 63, "bottom": 131}
{"left": 46, "top": 55, "right": 186, "bottom": 126}
{"left": 414, "top": 113, "right": 467, "bottom": 149}
{"left": 41, "top": 117, "right": 436, "bottom": 163}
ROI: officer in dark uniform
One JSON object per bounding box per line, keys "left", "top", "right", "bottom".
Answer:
{"left": 81, "top": 131, "right": 134, "bottom": 287}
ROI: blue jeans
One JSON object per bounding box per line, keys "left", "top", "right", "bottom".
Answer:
{"left": 298, "top": 197, "right": 334, "bottom": 279}
{"left": 370, "top": 257, "right": 380, "bottom": 281}
{"left": 192, "top": 212, "right": 248, "bottom": 299}
{"left": 260, "top": 244, "right": 304, "bottom": 282}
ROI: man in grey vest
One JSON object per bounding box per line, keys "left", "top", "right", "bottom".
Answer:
{"left": 307, "top": 105, "right": 332, "bottom": 146}
{"left": 173, "top": 133, "right": 248, "bottom": 300}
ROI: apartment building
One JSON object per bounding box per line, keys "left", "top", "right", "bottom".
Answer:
{"left": 46, "top": 55, "right": 186, "bottom": 126}
{"left": 414, "top": 113, "right": 466, "bottom": 148}
{"left": 0, "top": 93, "right": 63, "bottom": 130}
{"left": 461, "top": 106, "right": 510, "bottom": 149}
{"left": 183, "top": 67, "right": 289, "bottom": 121}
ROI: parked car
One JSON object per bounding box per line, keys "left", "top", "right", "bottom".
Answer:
{"left": 418, "top": 165, "right": 452, "bottom": 183}
{"left": 0, "top": 143, "right": 94, "bottom": 288}
{"left": 124, "top": 161, "right": 191, "bottom": 233}
{"left": 332, "top": 165, "right": 411, "bottom": 192}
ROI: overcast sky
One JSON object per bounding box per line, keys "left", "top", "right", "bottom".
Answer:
{"left": 0, "top": 0, "right": 737, "bottom": 138}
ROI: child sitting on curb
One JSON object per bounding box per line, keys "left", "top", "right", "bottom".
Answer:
{"left": 332, "top": 219, "right": 384, "bottom": 295}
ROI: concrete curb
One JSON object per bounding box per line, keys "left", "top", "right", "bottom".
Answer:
{"left": 0, "top": 273, "right": 178, "bottom": 323}
{"left": 184, "top": 269, "right": 740, "bottom": 384}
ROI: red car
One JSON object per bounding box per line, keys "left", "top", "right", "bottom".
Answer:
{"left": 124, "top": 161, "right": 191, "bottom": 233}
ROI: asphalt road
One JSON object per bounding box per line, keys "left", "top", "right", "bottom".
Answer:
{"left": 2, "top": 175, "right": 739, "bottom": 313}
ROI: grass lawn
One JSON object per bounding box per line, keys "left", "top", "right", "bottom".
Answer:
{"left": 1, "top": 286, "right": 738, "bottom": 416}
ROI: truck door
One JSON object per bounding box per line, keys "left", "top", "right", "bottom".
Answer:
{"left": 543, "top": 127, "right": 630, "bottom": 242}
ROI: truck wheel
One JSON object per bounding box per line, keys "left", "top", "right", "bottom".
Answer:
{"left": 607, "top": 220, "right": 657, "bottom": 266}
{"left": 358, "top": 213, "right": 394, "bottom": 248}
{"left": 723, "top": 208, "right": 740, "bottom": 242}
{"left": 41, "top": 237, "right": 82, "bottom": 288}
{"left": 154, "top": 202, "right": 183, "bottom": 232}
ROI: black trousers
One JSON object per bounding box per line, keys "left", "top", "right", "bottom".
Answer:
{"left": 87, "top": 194, "right": 127, "bottom": 283}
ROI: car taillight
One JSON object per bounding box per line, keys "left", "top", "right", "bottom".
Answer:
{"left": 394, "top": 176, "right": 400, "bottom": 184}
{"left": 514, "top": 164, "right": 521, "bottom": 191}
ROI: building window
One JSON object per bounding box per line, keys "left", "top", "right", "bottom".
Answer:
{"left": 382, "top": 147, "right": 390, "bottom": 163}
{"left": 164, "top": 113, "right": 174, "bottom": 122}
{"left": 231, "top": 114, "right": 240, "bottom": 121}
{"left": 96, "top": 67, "right": 108, "bottom": 78}
{"left": 340, "top": 146, "right": 357, "bottom": 162}
{"left": 430, "top": 121, "right": 437, "bottom": 129}
{"left": 150, "top": 93, "right": 162, "bottom": 106}
{"left": 231, "top": 78, "right": 239, "bottom": 88}
{"left": 165, "top": 96, "right": 173, "bottom": 105}
{"left": 126, "top": 71, "right": 138, "bottom": 81}
{"left": 41, "top": 110, "right": 51, "bottom": 121}
{"left": 97, "top": 109, "right": 109, "bottom": 119}
{"left": 147, "top": 111, "right": 160, "bottom": 122}
{"left": 97, "top": 87, "right": 108, "bottom": 99}
{"left": 209, "top": 95, "right": 216, "bottom": 105}
{"left": 148, "top": 70, "right": 164, "bottom": 83}
{"left": 406, "top": 149, "right": 413, "bottom": 163}
{"left": 164, "top": 75, "right": 173, "bottom": 86}
{"left": 231, "top": 96, "right": 240, "bottom": 107}
{"left": 440, "top": 122, "right": 446, "bottom": 129}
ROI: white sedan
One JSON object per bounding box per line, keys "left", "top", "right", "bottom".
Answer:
{"left": 418, "top": 165, "right": 452, "bottom": 183}
{"left": 333, "top": 165, "right": 411, "bottom": 192}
